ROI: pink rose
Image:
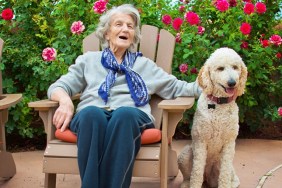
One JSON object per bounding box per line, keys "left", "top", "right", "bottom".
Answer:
{"left": 179, "top": 6, "right": 185, "bottom": 13}
{"left": 197, "top": 26, "right": 205, "bottom": 35}
{"left": 162, "top": 14, "right": 172, "bottom": 25}
{"left": 1, "top": 8, "right": 13, "bottom": 20}
{"left": 269, "top": 34, "right": 282, "bottom": 46}
{"left": 278, "top": 107, "right": 282, "bottom": 116}
{"left": 185, "top": 11, "right": 200, "bottom": 26}
{"left": 172, "top": 18, "right": 183, "bottom": 31}
{"left": 255, "top": 2, "right": 266, "bottom": 14}
{"left": 240, "top": 23, "right": 251, "bottom": 35}
{"left": 179, "top": 63, "right": 188, "bottom": 73}
{"left": 71, "top": 21, "right": 85, "bottom": 35}
{"left": 243, "top": 3, "right": 255, "bottom": 15}
{"left": 215, "top": 0, "right": 229, "bottom": 12}
{"left": 93, "top": 0, "right": 107, "bottom": 14}
{"left": 42, "top": 47, "right": 57, "bottom": 61}
{"left": 175, "top": 33, "right": 182, "bottom": 43}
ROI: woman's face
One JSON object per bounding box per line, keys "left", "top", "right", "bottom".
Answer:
{"left": 105, "top": 13, "right": 135, "bottom": 55}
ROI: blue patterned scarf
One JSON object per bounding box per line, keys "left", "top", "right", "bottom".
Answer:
{"left": 98, "top": 48, "right": 149, "bottom": 107}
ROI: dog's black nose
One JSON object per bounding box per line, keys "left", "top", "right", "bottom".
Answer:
{"left": 228, "top": 79, "right": 236, "bottom": 87}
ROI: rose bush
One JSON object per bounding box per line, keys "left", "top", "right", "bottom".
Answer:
{"left": 0, "top": 0, "right": 281, "bottom": 138}
{"left": 160, "top": 0, "right": 282, "bottom": 132}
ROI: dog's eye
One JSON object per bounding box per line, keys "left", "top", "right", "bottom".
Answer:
{"left": 217, "top": 67, "right": 224, "bottom": 71}
{"left": 233, "top": 65, "right": 238, "bottom": 70}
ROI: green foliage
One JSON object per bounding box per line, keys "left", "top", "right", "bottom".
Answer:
{"left": 0, "top": 0, "right": 281, "bottom": 138}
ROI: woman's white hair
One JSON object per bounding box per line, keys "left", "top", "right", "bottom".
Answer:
{"left": 95, "top": 4, "right": 141, "bottom": 51}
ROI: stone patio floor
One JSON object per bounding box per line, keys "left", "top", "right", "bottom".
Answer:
{"left": 1, "top": 139, "right": 282, "bottom": 188}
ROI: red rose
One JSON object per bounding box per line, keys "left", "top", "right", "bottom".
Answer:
{"left": 276, "top": 52, "right": 282, "bottom": 59}
{"left": 172, "top": 18, "right": 183, "bottom": 31}
{"left": 190, "top": 67, "right": 198, "bottom": 74}
{"left": 255, "top": 2, "right": 266, "bottom": 14}
{"left": 229, "top": 0, "right": 237, "bottom": 7}
{"left": 240, "top": 41, "right": 249, "bottom": 49}
{"left": 278, "top": 107, "right": 282, "bottom": 116}
{"left": 260, "top": 39, "right": 269, "bottom": 48}
{"left": 1, "top": 8, "right": 13, "bottom": 20}
{"left": 185, "top": 11, "right": 200, "bottom": 26}
{"left": 215, "top": 0, "right": 230, "bottom": 12}
{"left": 240, "top": 23, "right": 251, "bottom": 35}
{"left": 162, "top": 14, "right": 172, "bottom": 25}
{"left": 243, "top": 3, "right": 255, "bottom": 15}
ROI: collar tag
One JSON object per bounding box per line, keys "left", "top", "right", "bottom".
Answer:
{"left": 208, "top": 104, "right": 216, "bottom": 109}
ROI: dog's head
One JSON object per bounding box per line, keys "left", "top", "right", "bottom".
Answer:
{"left": 197, "top": 47, "right": 248, "bottom": 97}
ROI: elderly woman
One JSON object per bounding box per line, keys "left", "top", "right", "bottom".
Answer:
{"left": 47, "top": 4, "right": 201, "bottom": 188}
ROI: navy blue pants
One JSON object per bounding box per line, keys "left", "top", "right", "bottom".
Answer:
{"left": 70, "top": 106, "right": 153, "bottom": 188}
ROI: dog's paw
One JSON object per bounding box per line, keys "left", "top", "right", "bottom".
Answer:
{"left": 232, "top": 175, "right": 240, "bottom": 188}
{"left": 180, "top": 180, "right": 190, "bottom": 188}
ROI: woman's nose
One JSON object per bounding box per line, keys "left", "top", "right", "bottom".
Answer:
{"left": 121, "top": 24, "right": 130, "bottom": 31}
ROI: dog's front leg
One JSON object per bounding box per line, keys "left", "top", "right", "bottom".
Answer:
{"left": 218, "top": 141, "right": 236, "bottom": 188}
{"left": 190, "top": 141, "right": 207, "bottom": 188}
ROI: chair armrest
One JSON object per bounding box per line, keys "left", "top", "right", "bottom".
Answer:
{"left": 0, "top": 94, "right": 22, "bottom": 110}
{"left": 28, "top": 99, "right": 59, "bottom": 111}
{"left": 158, "top": 97, "right": 195, "bottom": 143}
{"left": 158, "top": 97, "right": 195, "bottom": 111}
{"left": 28, "top": 94, "right": 80, "bottom": 111}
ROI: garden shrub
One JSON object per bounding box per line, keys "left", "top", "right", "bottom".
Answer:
{"left": 0, "top": 0, "right": 281, "bottom": 138}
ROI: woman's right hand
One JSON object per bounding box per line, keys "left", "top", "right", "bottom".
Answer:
{"left": 51, "top": 88, "right": 74, "bottom": 132}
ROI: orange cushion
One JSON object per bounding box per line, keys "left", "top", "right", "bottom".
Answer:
{"left": 55, "top": 128, "right": 162, "bottom": 145}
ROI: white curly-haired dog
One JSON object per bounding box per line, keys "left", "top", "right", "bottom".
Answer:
{"left": 178, "top": 47, "right": 248, "bottom": 188}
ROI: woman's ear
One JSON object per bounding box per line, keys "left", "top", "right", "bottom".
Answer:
{"left": 236, "top": 61, "right": 248, "bottom": 96}
{"left": 197, "top": 64, "right": 213, "bottom": 95}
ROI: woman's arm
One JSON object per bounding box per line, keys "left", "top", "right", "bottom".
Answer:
{"left": 50, "top": 88, "right": 74, "bottom": 132}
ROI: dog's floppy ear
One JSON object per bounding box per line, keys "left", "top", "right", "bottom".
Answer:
{"left": 197, "top": 64, "right": 213, "bottom": 95}
{"left": 236, "top": 61, "right": 248, "bottom": 96}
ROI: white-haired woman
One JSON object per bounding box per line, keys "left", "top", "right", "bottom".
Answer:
{"left": 48, "top": 4, "right": 201, "bottom": 188}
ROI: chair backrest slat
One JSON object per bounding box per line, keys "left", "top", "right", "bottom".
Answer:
{"left": 82, "top": 25, "right": 176, "bottom": 130}
{"left": 155, "top": 29, "right": 175, "bottom": 74}
{"left": 139, "top": 25, "right": 159, "bottom": 61}
{"left": 83, "top": 32, "right": 100, "bottom": 53}
{"left": 0, "top": 38, "right": 4, "bottom": 95}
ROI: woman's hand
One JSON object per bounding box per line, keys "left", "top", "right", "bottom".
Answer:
{"left": 53, "top": 99, "right": 74, "bottom": 132}
{"left": 51, "top": 88, "right": 74, "bottom": 132}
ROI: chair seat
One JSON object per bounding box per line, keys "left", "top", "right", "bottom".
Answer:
{"left": 55, "top": 128, "right": 162, "bottom": 145}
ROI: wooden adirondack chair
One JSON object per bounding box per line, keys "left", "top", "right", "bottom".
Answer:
{"left": 28, "top": 25, "right": 195, "bottom": 188}
{"left": 0, "top": 38, "right": 22, "bottom": 179}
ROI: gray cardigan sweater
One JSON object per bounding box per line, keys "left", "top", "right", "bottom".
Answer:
{"left": 48, "top": 51, "right": 201, "bottom": 122}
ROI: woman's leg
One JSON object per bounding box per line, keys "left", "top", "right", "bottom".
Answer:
{"left": 99, "top": 107, "right": 153, "bottom": 188}
{"left": 70, "top": 106, "right": 110, "bottom": 188}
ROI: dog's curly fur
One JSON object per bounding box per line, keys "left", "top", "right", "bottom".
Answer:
{"left": 178, "top": 47, "right": 248, "bottom": 188}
